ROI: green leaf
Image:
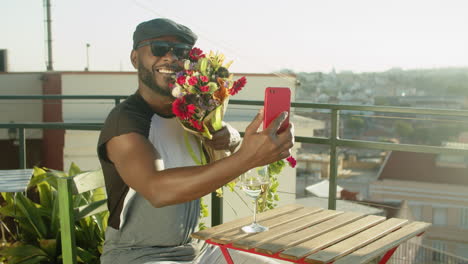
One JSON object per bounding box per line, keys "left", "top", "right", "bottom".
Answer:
{"left": 226, "top": 181, "right": 236, "bottom": 192}
{"left": 0, "top": 203, "right": 22, "bottom": 218}
{"left": 1, "top": 191, "right": 14, "bottom": 204}
{"left": 36, "top": 182, "right": 52, "bottom": 210}
{"left": 210, "top": 105, "right": 223, "bottom": 131}
{"left": 27, "top": 167, "right": 48, "bottom": 188}
{"left": 75, "top": 200, "right": 107, "bottom": 220}
{"left": 38, "top": 239, "right": 57, "bottom": 259}
{"left": 47, "top": 169, "right": 67, "bottom": 178}
{"left": 43, "top": 173, "right": 58, "bottom": 190}
{"left": 76, "top": 247, "right": 98, "bottom": 263}
{"left": 13, "top": 255, "right": 49, "bottom": 264}
{"left": 198, "top": 222, "right": 207, "bottom": 231}
{"left": 267, "top": 160, "right": 286, "bottom": 176}
{"left": 49, "top": 191, "right": 60, "bottom": 234}
{"left": 91, "top": 187, "right": 106, "bottom": 202}
{"left": 0, "top": 244, "right": 47, "bottom": 258}
{"left": 14, "top": 193, "right": 48, "bottom": 239}
{"left": 68, "top": 162, "right": 82, "bottom": 177}
{"left": 215, "top": 188, "right": 223, "bottom": 197}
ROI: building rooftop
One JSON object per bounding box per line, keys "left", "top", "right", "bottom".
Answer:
{"left": 378, "top": 151, "right": 468, "bottom": 186}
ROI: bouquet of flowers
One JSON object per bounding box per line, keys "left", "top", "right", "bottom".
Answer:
{"left": 171, "top": 47, "right": 297, "bottom": 203}
{"left": 170, "top": 47, "right": 246, "bottom": 164}
{"left": 170, "top": 47, "right": 297, "bottom": 170}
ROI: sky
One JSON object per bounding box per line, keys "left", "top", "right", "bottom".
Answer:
{"left": 1, "top": 0, "right": 468, "bottom": 73}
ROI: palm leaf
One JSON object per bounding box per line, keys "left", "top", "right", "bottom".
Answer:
{"left": 43, "top": 173, "right": 58, "bottom": 190}
{"left": 49, "top": 191, "right": 60, "bottom": 234}
{"left": 14, "top": 193, "right": 48, "bottom": 239}
{"left": 36, "top": 182, "right": 53, "bottom": 210}
{"left": 12, "top": 255, "right": 49, "bottom": 264}
{"left": 0, "top": 244, "right": 47, "bottom": 258}
{"left": 75, "top": 199, "right": 107, "bottom": 220}
{"left": 1, "top": 191, "right": 14, "bottom": 204}
{"left": 0, "top": 203, "right": 22, "bottom": 218}
{"left": 77, "top": 246, "right": 98, "bottom": 263}
{"left": 27, "top": 167, "right": 48, "bottom": 188}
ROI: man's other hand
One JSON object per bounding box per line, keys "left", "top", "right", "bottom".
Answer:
{"left": 204, "top": 123, "right": 241, "bottom": 152}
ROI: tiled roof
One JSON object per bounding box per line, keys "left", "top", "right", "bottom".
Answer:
{"left": 378, "top": 151, "right": 468, "bottom": 186}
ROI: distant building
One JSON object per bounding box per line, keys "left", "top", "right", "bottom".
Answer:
{"left": 383, "top": 95, "right": 467, "bottom": 109}
{"left": 369, "top": 151, "right": 468, "bottom": 260}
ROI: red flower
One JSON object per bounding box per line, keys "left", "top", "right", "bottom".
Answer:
{"left": 188, "top": 76, "right": 198, "bottom": 86}
{"left": 286, "top": 156, "right": 297, "bottom": 168}
{"left": 185, "top": 70, "right": 194, "bottom": 75}
{"left": 229, "top": 76, "right": 247, "bottom": 95}
{"left": 200, "top": 85, "right": 209, "bottom": 92}
{"left": 177, "top": 76, "right": 186, "bottom": 85}
{"left": 168, "top": 82, "right": 174, "bottom": 88}
{"left": 172, "top": 97, "right": 196, "bottom": 120}
{"left": 200, "top": 75, "right": 209, "bottom": 83}
{"left": 190, "top": 119, "right": 204, "bottom": 131}
{"left": 189, "top": 48, "right": 205, "bottom": 62}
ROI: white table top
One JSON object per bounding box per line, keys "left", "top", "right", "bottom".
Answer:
{"left": 0, "top": 169, "right": 34, "bottom": 192}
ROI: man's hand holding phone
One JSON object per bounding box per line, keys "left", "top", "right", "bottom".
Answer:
{"left": 237, "top": 87, "right": 294, "bottom": 169}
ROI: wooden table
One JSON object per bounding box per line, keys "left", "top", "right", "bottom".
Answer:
{"left": 192, "top": 204, "right": 430, "bottom": 264}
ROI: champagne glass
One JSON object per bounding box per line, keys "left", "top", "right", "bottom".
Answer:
{"left": 238, "top": 166, "right": 270, "bottom": 233}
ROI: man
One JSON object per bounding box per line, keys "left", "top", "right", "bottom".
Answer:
{"left": 97, "top": 18, "right": 294, "bottom": 264}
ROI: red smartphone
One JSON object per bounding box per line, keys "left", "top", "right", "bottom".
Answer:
{"left": 263, "top": 87, "right": 291, "bottom": 133}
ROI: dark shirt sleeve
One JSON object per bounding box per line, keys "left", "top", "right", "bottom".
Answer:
{"left": 97, "top": 97, "right": 153, "bottom": 163}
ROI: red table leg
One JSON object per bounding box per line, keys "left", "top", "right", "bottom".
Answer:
{"left": 219, "top": 245, "right": 235, "bottom": 264}
{"left": 378, "top": 246, "right": 398, "bottom": 264}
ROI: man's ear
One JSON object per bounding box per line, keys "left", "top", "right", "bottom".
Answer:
{"left": 130, "top": 50, "right": 138, "bottom": 69}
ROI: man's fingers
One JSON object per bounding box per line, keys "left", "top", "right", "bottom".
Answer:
{"left": 277, "top": 123, "right": 294, "bottom": 141}
{"left": 265, "top": 111, "right": 288, "bottom": 135}
{"left": 276, "top": 123, "right": 295, "bottom": 150}
{"left": 245, "top": 108, "right": 264, "bottom": 135}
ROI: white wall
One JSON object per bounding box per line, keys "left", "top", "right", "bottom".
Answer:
{"left": 0, "top": 73, "right": 43, "bottom": 139}
{"left": 61, "top": 73, "right": 137, "bottom": 122}
{"left": 63, "top": 130, "right": 101, "bottom": 171}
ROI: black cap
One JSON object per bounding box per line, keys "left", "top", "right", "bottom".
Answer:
{"left": 132, "top": 18, "right": 197, "bottom": 49}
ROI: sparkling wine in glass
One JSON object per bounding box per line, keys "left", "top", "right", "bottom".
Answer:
{"left": 238, "top": 166, "right": 270, "bottom": 233}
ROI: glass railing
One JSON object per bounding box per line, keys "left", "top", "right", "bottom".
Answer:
{"left": 1, "top": 95, "right": 468, "bottom": 229}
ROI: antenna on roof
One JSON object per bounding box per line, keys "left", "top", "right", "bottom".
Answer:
{"left": 44, "top": 0, "right": 53, "bottom": 71}
{"left": 85, "top": 43, "right": 90, "bottom": 71}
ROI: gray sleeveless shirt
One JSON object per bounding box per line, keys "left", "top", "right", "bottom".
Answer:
{"left": 98, "top": 94, "right": 201, "bottom": 264}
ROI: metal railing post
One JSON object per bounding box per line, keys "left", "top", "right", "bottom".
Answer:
{"left": 328, "top": 109, "right": 339, "bottom": 210}
{"left": 211, "top": 193, "right": 223, "bottom": 226}
{"left": 18, "top": 128, "right": 26, "bottom": 169}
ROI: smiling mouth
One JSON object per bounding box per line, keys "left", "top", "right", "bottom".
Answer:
{"left": 156, "top": 68, "right": 175, "bottom": 74}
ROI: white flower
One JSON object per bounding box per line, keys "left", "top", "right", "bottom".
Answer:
{"left": 172, "top": 85, "right": 184, "bottom": 98}
{"left": 184, "top": 60, "right": 191, "bottom": 70}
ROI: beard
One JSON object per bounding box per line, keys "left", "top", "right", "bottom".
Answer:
{"left": 138, "top": 61, "right": 172, "bottom": 97}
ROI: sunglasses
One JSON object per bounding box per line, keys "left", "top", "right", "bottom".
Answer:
{"left": 136, "top": 41, "right": 192, "bottom": 59}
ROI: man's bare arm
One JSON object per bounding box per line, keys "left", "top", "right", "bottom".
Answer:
{"left": 107, "top": 110, "right": 293, "bottom": 207}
